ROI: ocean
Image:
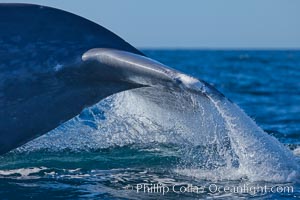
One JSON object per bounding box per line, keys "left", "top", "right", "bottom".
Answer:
{"left": 0, "top": 50, "right": 299, "bottom": 199}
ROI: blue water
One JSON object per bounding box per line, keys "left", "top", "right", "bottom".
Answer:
{"left": 0, "top": 50, "right": 299, "bottom": 199}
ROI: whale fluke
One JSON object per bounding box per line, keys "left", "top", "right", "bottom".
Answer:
{"left": 0, "top": 4, "right": 215, "bottom": 155}
{"left": 0, "top": 5, "right": 298, "bottom": 182}
{"left": 0, "top": 3, "right": 146, "bottom": 155}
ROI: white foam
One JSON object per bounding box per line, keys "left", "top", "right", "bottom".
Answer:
{"left": 293, "top": 147, "right": 300, "bottom": 156}
{"left": 0, "top": 167, "right": 47, "bottom": 177}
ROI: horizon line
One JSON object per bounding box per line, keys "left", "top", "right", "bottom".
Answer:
{"left": 138, "top": 47, "right": 300, "bottom": 51}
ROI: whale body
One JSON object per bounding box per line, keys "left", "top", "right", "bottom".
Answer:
{"left": 0, "top": 3, "right": 298, "bottom": 181}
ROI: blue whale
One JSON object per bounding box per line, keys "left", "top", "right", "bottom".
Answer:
{"left": 0, "top": 3, "right": 298, "bottom": 181}
{"left": 0, "top": 3, "right": 217, "bottom": 154}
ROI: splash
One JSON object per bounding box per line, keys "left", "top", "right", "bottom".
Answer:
{"left": 16, "top": 86, "right": 299, "bottom": 182}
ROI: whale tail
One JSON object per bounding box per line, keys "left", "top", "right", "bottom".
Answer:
{"left": 0, "top": 3, "right": 143, "bottom": 154}
{"left": 0, "top": 3, "right": 214, "bottom": 155}
{"left": 0, "top": 4, "right": 298, "bottom": 183}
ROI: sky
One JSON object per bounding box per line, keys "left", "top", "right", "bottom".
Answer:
{"left": 2, "top": 0, "right": 300, "bottom": 49}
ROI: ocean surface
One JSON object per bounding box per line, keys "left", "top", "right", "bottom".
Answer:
{"left": 0, "top": 50, "right": 299, "bottom": 199}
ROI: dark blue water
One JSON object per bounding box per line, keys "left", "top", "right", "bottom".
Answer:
{"left": 0, "top": 50, "right": 299, "bottom": 199}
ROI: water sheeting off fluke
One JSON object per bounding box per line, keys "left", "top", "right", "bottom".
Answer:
{"left": 0, "top": 3, "right": 298, "bottom": 183}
